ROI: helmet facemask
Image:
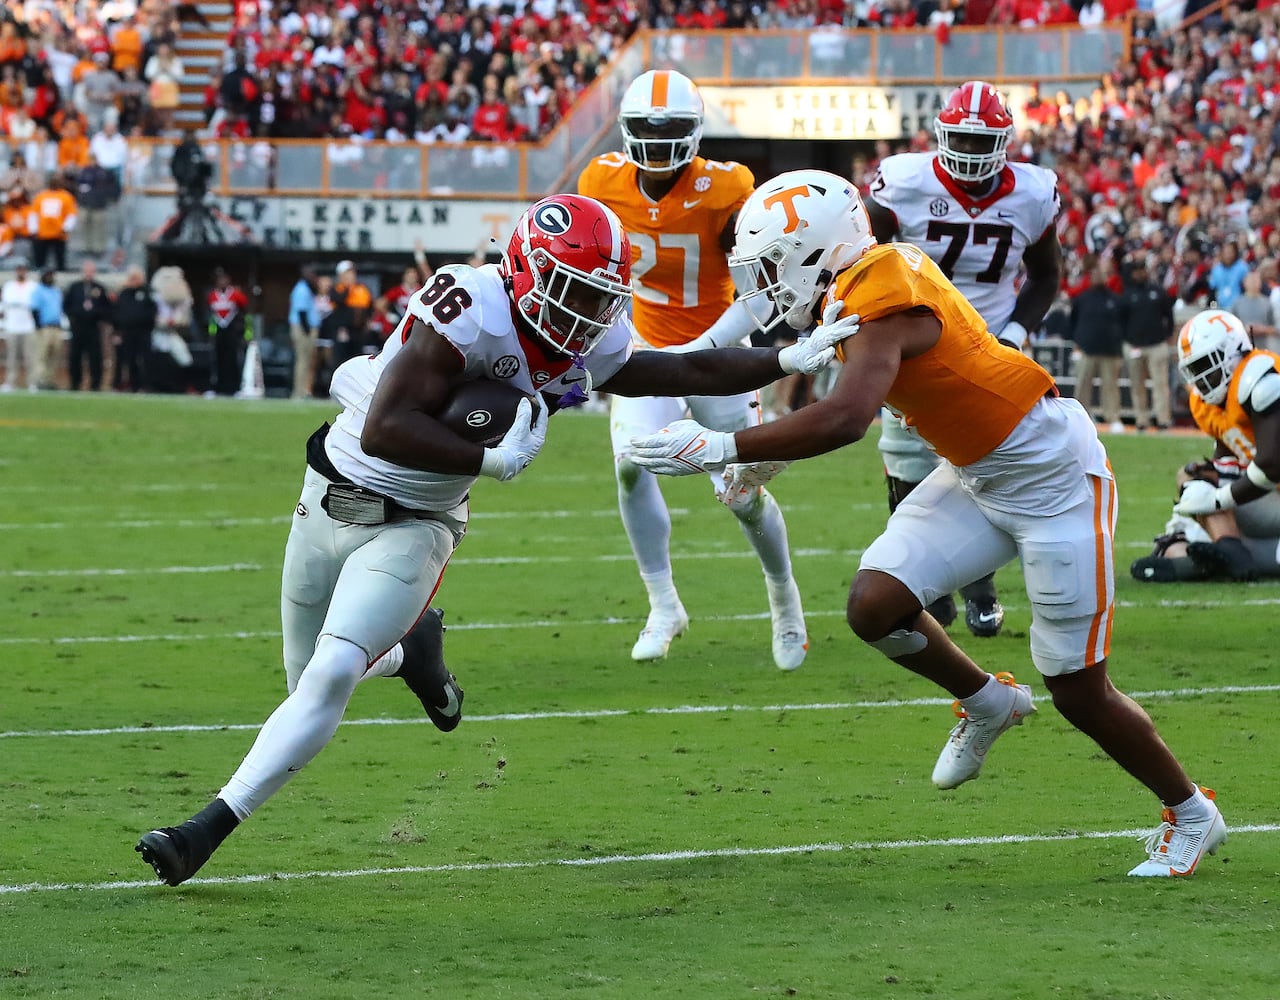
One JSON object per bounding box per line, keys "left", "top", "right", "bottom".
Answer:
{"left": 730, "top": 240, "right": 830, "bottom": 332}
{"left": 620, "top": 114, "right": 702, "bottom": 174}
{"left": 518, "top": 249, "right": 630, "bottom": 358}
{"left": 934, "top": 120, "right": 1011, "bottom": 184}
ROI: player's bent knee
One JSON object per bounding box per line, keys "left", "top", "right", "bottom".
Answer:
{"left": 615, "top": 453, "right": 644, "bottom": 491}
{"left": 297, "top": 634, "right": 368, "bottom": 700}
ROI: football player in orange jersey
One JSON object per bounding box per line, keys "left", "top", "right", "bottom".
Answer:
{"left": 631, "top": 169, "right": 1227, "bottom": 878}
{"left": 863, "top": 81, "right": 1065, "bottom": 638}
{"left": 1131, "top": 310, "right": 1280, "bottom": 582}
{"left": 578, "top": 69, "right": 809, "bottom": 670}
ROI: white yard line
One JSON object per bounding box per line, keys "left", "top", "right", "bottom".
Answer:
{"left": 4, "top": 683, "right": 1277, "bottom": 741}
{"left": 4, "top": 824, "right": 1276, "bottom": 895}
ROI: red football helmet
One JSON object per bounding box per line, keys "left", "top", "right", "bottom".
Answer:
{"left": 501, "top": 194, "right": 632, "bottom": 358}
{"left": 934, "top": 81, "right": 1015, "bottom": 185}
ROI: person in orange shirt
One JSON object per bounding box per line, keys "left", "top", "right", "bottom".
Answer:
{"left": 110, "top": 17, "right": 145, "bottom": 75}
{"left": 4, "top": 186, "right": 33, "bottom": 241}
{"left": 327, "top": 260, "right": 373, "bottom": 367}
{"left": 56, "top": 119, "right": 92, "bottom": 173}
{"left": 27, "top": 176, "right": 79, "bottom": 272}
{"left": 0, "top": 22, "right": 25, "bottom": 65}
{"left": 631, "top": 169, "right": 1227, "bottom": 880}
{"left": 577, "top": 69, "right": 808, "bottom": 669}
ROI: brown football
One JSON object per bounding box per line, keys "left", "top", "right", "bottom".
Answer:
{"left": 437, "top": 380, "right": 533, "bottom": 447}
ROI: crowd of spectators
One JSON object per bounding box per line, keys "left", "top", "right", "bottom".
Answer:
{"left": 202, "top": 0, "right": 1166, "bottom": 145}
{"left": 1022, "top": 4, "right": 1280, "bottom": 424}
{"left": 9, "top": 0, "right": 1280, "bottom": 415}
{"left": 0, "top": 0, "right": 197, "bottom": 268}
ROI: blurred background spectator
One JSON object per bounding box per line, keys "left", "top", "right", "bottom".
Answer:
{"left": 111, "top": 263, "right": 157, "bottom": 391}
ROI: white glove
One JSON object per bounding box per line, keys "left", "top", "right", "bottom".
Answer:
{"left": 478, "top": 396, "right": 548, "bottom": 482}
{"left": 718, "top": 461, "right": 790, "bottom": 508}
{"left": 629, "top": 418, "right": 738, "bottom": 476}
{"left": 1172, "top": 479, "right": 1236, "bottom": 517}
{"left": 778, "top": 302, "right": 860, "bottom": 375}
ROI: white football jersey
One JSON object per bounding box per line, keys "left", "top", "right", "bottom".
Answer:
{"left": 325, "top": 263, "right": 634, "bottom": 510}
{"left": 868, "top": 153, "right": 1060, "bottom": 334}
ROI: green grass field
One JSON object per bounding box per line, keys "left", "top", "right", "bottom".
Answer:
{"left": 2, "top": 393, "right": 1279, "bottom": 1000}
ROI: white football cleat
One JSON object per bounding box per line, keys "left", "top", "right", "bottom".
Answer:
{"left": 768, "top": 577, "right": 808, "bottom": 671}
{"left": 1128, "top": 790, "right": 1227, "bottom": 877}
{"left": 932, "top": 672, "right": 1035, "bottom": 789}
{"left": 631, "top": 604, "right": 690, "bottom": 661}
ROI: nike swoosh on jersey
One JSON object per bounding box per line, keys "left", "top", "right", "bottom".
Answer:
{"left": 562, "top": 373, "right": 588, "bottom": 385}
{"left": 683, "top": 199, "right": 701, "bottom": 209}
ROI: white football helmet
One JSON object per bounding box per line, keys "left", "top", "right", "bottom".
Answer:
{"left": 728, "top": 170, "right": 877, "bottom": 330}
{"left": 618, "top": 69, "right": 703, "bottom": 174}
{"left": 1177, "top": 309, "right": 1252, "bottom": 406}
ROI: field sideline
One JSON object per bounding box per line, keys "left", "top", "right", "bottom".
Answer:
{"left": 3, "top": 392, "right": 1279, "bottom": 1000}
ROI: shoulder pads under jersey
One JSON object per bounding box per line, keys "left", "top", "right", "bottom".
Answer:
{"left": 1237, "top": 354, "right": 1280, "bottom": 414}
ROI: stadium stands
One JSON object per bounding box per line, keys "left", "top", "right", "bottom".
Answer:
{"left": 0, "top": 0, "right": 1273, "bottom": 372}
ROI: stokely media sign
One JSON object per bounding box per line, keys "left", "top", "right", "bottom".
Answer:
{"left": 699, "top": 84, "right": 1042, "bottom": 141}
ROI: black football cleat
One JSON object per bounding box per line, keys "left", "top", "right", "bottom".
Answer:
{"left": 136, "top": 825, "right": 212, "bottom": 887}
{"left": 395, "top": 608, "right": 464, "bottom": 732}
{"left": 1187, "top": 538, "right": 1258, "bottom": 582}
{"left": 965, "top": 597, "right": 1005, "bottom": 638}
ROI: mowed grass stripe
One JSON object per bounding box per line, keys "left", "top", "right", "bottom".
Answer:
{"left": 5, "top": 591, "right": 1280, "bottom": 647}
{"left": 6, "top": 823, "right": 1278, "bottom": 896}
{"left": 5, "top": 682, "right": 1277, "bottom": 740}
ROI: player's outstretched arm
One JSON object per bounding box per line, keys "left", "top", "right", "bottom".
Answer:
{"left": 604, "top": 313, "right": 853, "bottom": 398}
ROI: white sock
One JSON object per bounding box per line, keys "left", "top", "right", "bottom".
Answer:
{"left": 765, "top": 572, "right": 801, "bottom": 614}
{"left": 219, "top": 635, "right": 366, "bottom": 819}
{"left": 959, "top": 674, "right": 1010, "bottom": 718}
{"left": 1169, "top": 786, "right": 1214, "bottom": 820}
{"left": 365, "top": 643, "right": 402, "bottom": 679}
{"left": 732, "top": 488, "right": 794, "bottom": 581}
{"left": 640, "top": 570, "right": 681, "bottom": 612}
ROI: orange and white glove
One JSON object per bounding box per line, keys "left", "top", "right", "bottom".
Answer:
{"left": 629, "top": 419, "right": 737, "bottom": 476}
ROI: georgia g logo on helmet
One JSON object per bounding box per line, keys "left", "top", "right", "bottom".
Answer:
{"left": 532, "top": 202, "right": 573, "bottom": 236}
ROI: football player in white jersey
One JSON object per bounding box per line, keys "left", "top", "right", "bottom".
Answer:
{"left": 578, "top": 69, "right": 809, "bottom": 670}
{"left": 864, "top": 80, "right": 1064, "bottom": 638}
{"left": 134, "top": 193, "right": 845, "bottom": 887}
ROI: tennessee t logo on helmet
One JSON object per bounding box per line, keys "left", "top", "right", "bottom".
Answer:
{"left": 762, "top": 186, "right": 812, "bottom": 234}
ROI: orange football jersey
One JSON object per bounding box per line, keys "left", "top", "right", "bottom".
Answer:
{"left": 829, "top": 243, "right": 1055, "bottom": 467}
{"left": 1187, "top": 348, "right": 1280, "bottom": 463}
{"left": 578, "top": 153, "right": 752, "bottom": 347}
